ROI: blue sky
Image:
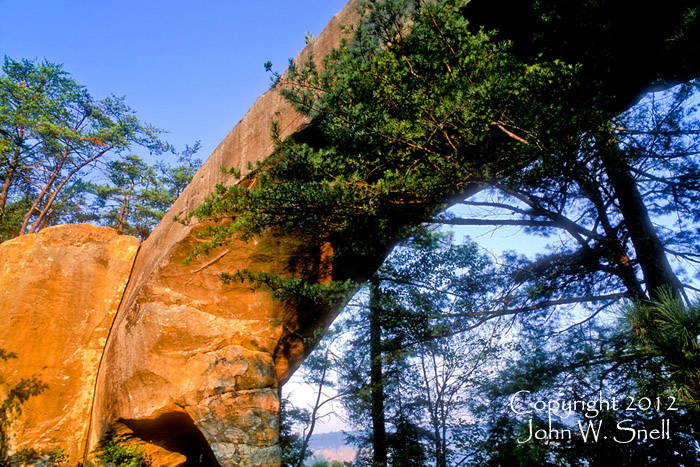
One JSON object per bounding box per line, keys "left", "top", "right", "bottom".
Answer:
{"left": 0, "top": 0, "right": 348, "bottom": 160}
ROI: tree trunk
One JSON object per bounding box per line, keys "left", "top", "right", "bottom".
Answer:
{"left": 19, "top": 150, "right": 67, "bottom": 235}
{"left": 601, "top": 145, "right": 683, "bottom": 300}
{"left": 419, "top": 349, "right": 442, "bottom": 467}
{"left": 572, "top": 174, "right": 647, "bottom": 301}
{"left": 116, "top": 195, "right": 127, "bottom": 234}
{"left": 0, "top": 169, "right": 13, "bottom": 216}
{"left": 1, "top": 132, "right": 24, "bottom": 215}
{"left": 369, "top": 277, "right": 387, "bottom": 467}
{"left": 27, "top": 148, "right": 111, "bottom": 234}
{"left": 295, "top": 350, "right": 330, "bottom": 467}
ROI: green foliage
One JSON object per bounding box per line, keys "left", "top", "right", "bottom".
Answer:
{"left": 0, "top": 199, "right": 30, "bottom": 240}
{"left": 49, "top": 449, "right": 69, "bottom": 466}
{"left": 90, "top": 154, "right": 159, "bottom": 237}
{"left": 220, "top": 269, "right": 356, "bottom": 305}
{"left": 0, "top": 57, "right": 167, "bottom": 239}
{"left": 475, "top": 407, "right": 700, "bottom": 467}
{"left": 89, "top": 145, "right": 201, "bottom": 239}
{"left": 310, "top": 221, "right": 700, "bottom": 466}
{"left": 279, "top": 397, "right": 312, "bottom": 467}
{"left": 96, "top": 435, "right": 151, "bottom": 467}
{"left": 0, "top": 56, "right": 200, "bottom": 241}
{"left": 454, "top": 286, "right": 700, "bottom": 466}
{"left": 169, "top": 1, "right": 700, "bottom": 463}
{"left": 0, "top": 350, "right": 48, "bottom": 465}
{"left": 626, "top": 289, "right": 700, "bottom": 406}
{"left": 309, "top": 461, "right": 351, "bottom": 467}
{"left": 478, "top": 417, "right": 556, "bottom": 467}
{"left": 184, "top": 0, "right": 595, "bottom": 266}
{"left": 284, "top": 329, "right": 348, "bottom": 467}
{"left": 186, "top": 0, "right": 700, "bottom": 313}
{"left": 326, "top": 232, "right": 500, "bottom": 466}
{"left": 385, "top": 416, "right": 427, "bottom": 467}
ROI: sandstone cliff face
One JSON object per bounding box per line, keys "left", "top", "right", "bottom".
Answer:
{"left": 0, "top": 224, "right": 139, "bottom": 461}
{"left": 88, "top": 231, "right": 320, "bottom": 465}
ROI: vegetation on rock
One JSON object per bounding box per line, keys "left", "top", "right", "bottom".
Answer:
{"left": 3, "top": 0, "right": 700, "bottom": 464}
{"left": 0, "top": 350, "right": 48, "bottom": 467}
{"left": 94, "top": 434, "right": 152, "bottom": 467}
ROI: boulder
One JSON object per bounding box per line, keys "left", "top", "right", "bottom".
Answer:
{"left": 0, "top": 224, "right": 139, "bottom": 461}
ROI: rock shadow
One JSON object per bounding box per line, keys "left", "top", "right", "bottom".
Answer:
{"left": 121, "top": 412, "right": 220, "bottom": 466}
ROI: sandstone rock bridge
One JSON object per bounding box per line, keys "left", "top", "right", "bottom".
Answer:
{"left": 1, "top": 1, "right": 699, "bottom": 465}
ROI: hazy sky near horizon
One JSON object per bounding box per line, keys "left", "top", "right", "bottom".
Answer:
{"left": 0, "top": 0, "right": 348, "bottom": 160}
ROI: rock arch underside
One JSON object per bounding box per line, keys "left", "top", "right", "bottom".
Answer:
{"left": 1, "top": 1, "right": 699, "bottom": 465}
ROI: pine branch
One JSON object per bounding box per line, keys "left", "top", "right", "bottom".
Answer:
{"left": 431, "top": 217, "right": 555, "bottom": 227}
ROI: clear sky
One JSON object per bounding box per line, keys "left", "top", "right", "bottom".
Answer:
{"left": 0, "top": 0, "right": 349, "bottom": 160}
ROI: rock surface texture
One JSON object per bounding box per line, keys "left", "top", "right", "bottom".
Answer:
{"left": 0, "top": 224, "right": 139, "bottom": 461}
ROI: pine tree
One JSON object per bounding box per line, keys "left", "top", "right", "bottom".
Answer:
{"left": 0, "top": 57, "right": 166, "bottom": 239}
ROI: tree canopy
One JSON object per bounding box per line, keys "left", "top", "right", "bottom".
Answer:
{"left": 186, "top": 0, "right": 593, "bottom": 262}
{"left": 0, "top": 57, "right": 201, "bottom": 241}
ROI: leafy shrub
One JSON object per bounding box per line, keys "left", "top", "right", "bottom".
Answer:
{"left": 96, "top": 436, "right": 151, "bottom": 467}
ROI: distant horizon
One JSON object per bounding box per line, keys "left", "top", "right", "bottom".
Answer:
{"left": 307, "top": 431, "right": 358, "bottom": 465}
